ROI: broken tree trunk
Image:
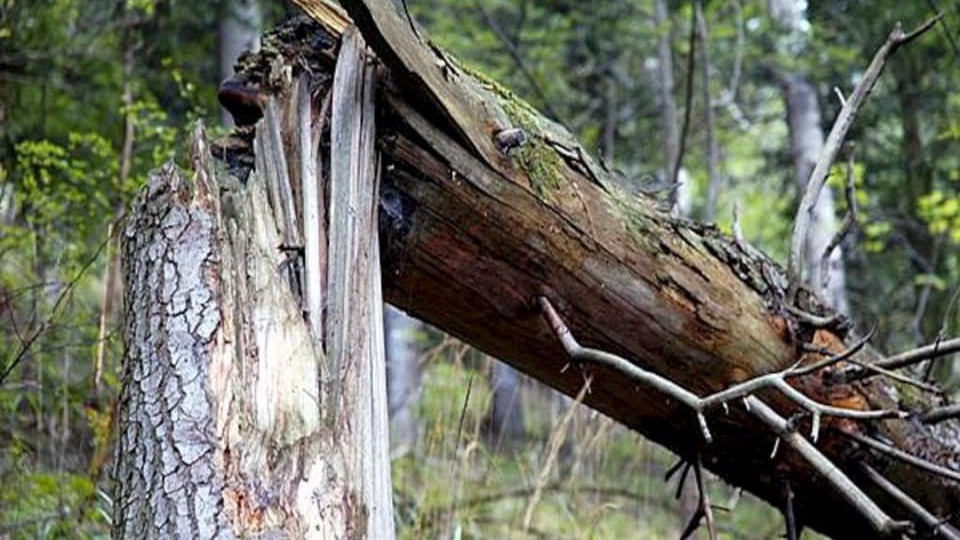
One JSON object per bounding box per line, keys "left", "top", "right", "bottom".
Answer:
{"left": 117, "top": 0, "right": 960, "bottom": 538}
{"left": 114, "top": 28, "right": 394, "bottom": 539}
{"left": 290, "top": 3, "right": 960, "bottom": 537}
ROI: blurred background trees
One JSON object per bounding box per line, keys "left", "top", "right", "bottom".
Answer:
{"left": 1, "top": 0, "right": 958, "bottom": 537}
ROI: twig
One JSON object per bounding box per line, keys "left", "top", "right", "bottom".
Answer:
{"left": 835, "top": 337, "right": 960, "bottom": 384}
{"left": 842, "top": 357, "right": 943, "bottom": 394}
{"left": 731, "top": 200, "right": 744, "bottom": 246}
{"left": 783, "top": 481, "right": 799, "bottom": 540}
{"left": 785, "top": 305, "right": 847, "bottom": 330}
{"left": 474, "top": 3, "right": 562, "bottom": 121}
{"left": 746, "top": 396, "right": 910, "bottom": 537}
{"left": 926, "top": 0, "right": 960, "bottom": 59}
{"left": 536, "top": 296, "right": 914, "bottom": 535}
{"left": 538, "top": 297, "right": 899, "bottom": 443}
{"left": 521, "top": 377, "right": 591, "bottom": 535}
{"left": 693, "top": 454, "right": 718, "bottom": 540}
{"left": 833, "top": 86, "right": 847, "bottom": 106}
{"left": 843, "top": 429, "right": 960, "bottom": 483}
{"left": 787, "top": 16, "right": 940, "bottom": 297}
{"left": 921, "top": 403, "right": 960, "bottom": 424}
{"left": 669, "top": 4, "right": 697, "bottom": 213}
{"left": 1, "top": 237, "right": 109, "bottom": 385}
{"left": 859, "top": 462, "right": 960, "bottom": 540}
{"left": 819, "top": 145, "right": 858, "bottom": 295}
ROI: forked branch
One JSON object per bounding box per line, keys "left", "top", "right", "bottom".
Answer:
{"left": 536, "top": 296, "right": 910, "bottom": 537}
{"left": 788, "top": 16, "right": 939, "bottom": 297}
{"left": 537, "top": 296, "right": 902, "bottom": 443}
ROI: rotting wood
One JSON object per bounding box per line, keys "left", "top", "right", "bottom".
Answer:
{"left": 220, "top": 7, "right": 960, "bottom": 538}
{"left": 326, "top": 27, "right": 395, "bottom": 539}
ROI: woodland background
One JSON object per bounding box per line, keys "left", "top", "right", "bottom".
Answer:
{"left": 1, "top": 0, "right": 959, "bottom": 538}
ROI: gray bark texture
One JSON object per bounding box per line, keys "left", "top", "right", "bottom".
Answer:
{"left": 385, "top": 306, "right": 422, "bottom": 454}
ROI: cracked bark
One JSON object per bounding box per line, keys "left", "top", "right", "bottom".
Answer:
{"left": 116, "top": 155, "right": 358, "bottom": 538}
{"left": 114, "top": 29, "right": 393, "bottom": 537}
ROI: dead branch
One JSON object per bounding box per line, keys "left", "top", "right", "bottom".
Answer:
{"left": 843, "top": 429, "right": 960, "bottom": 483}
{"left": 539, "top": 296, "right": 899, "bottom": 442}
{"left": 921, "top": 403, "right": 960, "bottom": 424}
{"left": 783, "top": 481, "right": 800, "bottom": 540}
{"left": 833, "top": 337, "right": 960, "bottom": 384}
{"left": 788, "top": 16, "right": 939, "bottom": 297}
{"left": 859, "top": 462, "right": 960, "bottom": 540}
{"left": 745, "top": 397, "right": 911, "bottom": 538}
{"left": 537, "top": 295, "right": 909, "bottom": 537}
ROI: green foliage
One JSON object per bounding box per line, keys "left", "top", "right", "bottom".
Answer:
{"left": 0, "top": 0, "right": 230, "bottom": 536}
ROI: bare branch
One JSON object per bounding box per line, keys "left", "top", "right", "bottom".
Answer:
{"left": 679, "top": 454, "right": 717, "bottom": 540}
{"left": 785, "top": 305, "right": 847, "bottom": 330}
{"left": 745, "top": 396, "right": 910, "bottom": 538}
{"left": 921, "top": 403, "right": 960, "bottom": 425}
{"left": 819, "top": 145, "right": 858, "bottom": 295}
{"left": 537, "top": 296, "right": 902, "bottom": 445}
{"left": 843, "top": 429, "right": 960, "bottom": 484}
{"left": 694, "top": 455, "right": 718, "bottom": 540}
{"left": 1, "top": 236, "right": 109, "bottom": 385}
{"left": 788, "top": 17, "right": 939, "bottom": 297}
{"left": 834, "top": 337, "right": 960, "bottom": 384}
{"left": 859, "top": 462, "right": 960, "bottom": 540}
{"left": 473, "top": 3, "right": 562, "bottom": 121}
{"left": 783, "top": 481, "right": 800, "bottom": 540}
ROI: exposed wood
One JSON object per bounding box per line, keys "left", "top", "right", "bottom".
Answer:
{"left": 298, "top": 74, "right": 325, "bottom": 344}
{"left": 326, "top": 28, "right": 395, "bottom": 539}
{"left": 115, "top": 128, "right": 350, "bottom": 537}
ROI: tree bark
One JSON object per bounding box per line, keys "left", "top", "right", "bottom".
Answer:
{"left": 114, "top": 27, "right": 394, "bottom": 538}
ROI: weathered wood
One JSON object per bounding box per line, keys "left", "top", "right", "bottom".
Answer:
{"left": 326, "top": 28, "right": 395, "bottom": 539}
{"left": 228, "top": 9, "right": 960, "bottom": 539}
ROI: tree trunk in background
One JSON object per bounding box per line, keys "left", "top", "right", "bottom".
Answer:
{"left": 485, "top": 362, "right": 526, "bottom": 450}
{"left": 769, "top": 0, "right": 849, "bottom": 314}
{"left": 779, "top": 73, "right": 849, "bottom": 314}
{"left": 218, "top": 0, "right": 261, "bottom": 125}
{"left": 652, "top": 0, "right": 679, "bottom": 192}
{"left": 385, "top": 305, "right": 423, "bottom": 454}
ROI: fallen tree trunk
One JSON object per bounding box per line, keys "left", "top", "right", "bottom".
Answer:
{"left": 203, "top": 3, "right": 960, "bottom": 538}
